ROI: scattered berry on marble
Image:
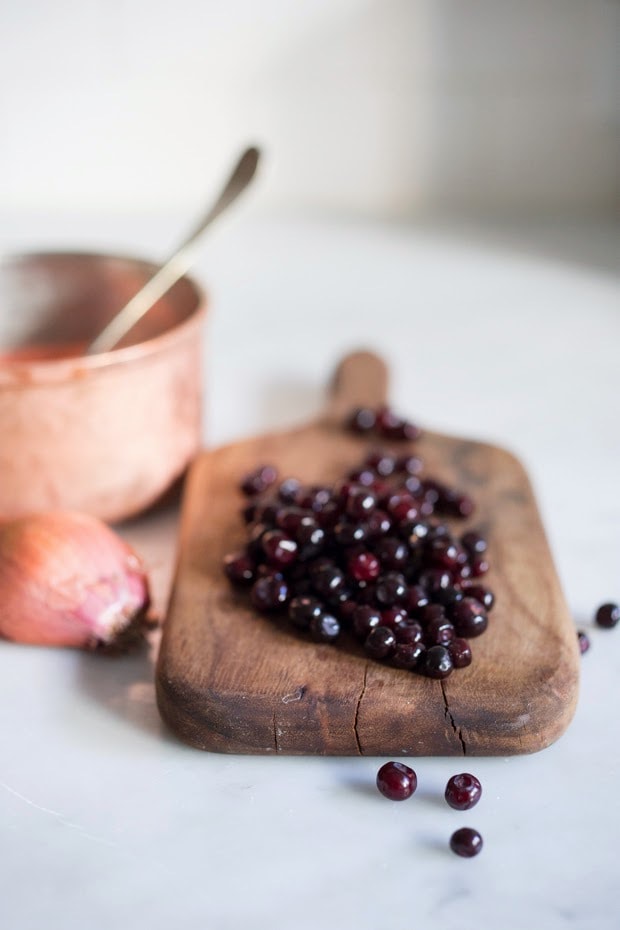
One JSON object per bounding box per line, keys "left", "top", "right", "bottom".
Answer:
{"left": 449, "top": 827, "right": 483, "bottom": 858}
{"left": 376, "top": 761, "right": 418, "bottom": 800}
{"left": 577, "top": 630, "right": 590, "bottom": 654}
{"left": 445, "top": 773, "right": 482, "bottom": 811}
{"left": 595, "top": 603, "right": 619, "bottom": 629}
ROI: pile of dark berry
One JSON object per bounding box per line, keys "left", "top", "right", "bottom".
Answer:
{"left": 223, "top": 405, "right": 494, "bottom": 680}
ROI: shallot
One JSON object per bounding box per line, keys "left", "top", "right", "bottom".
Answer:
{"left": 0, "top": 511, "right": 151, "bottom": 651}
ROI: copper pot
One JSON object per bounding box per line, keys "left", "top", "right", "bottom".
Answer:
{"left": 0, "top": 252, "right": 206, "bottom": 522}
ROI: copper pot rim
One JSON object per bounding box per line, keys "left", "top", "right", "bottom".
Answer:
{"left": 0, "top": 250, "right": 208, "bottom": 383}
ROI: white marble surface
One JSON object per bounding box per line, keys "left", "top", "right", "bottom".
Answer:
{"left": 1, "top": 215, "right": 619, "bottom": 930}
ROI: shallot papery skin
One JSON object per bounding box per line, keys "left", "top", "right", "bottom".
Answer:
{"left": 0, "top": 511, "right": 150, "bottom": 650}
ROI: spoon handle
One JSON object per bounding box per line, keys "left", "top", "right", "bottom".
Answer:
{"left": 87, "top": 146, "right": 260, "bottom": 355}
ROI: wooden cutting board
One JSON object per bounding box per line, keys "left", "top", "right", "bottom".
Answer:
{"left": 156, "top": 351, "right": 579, "bottom": 756}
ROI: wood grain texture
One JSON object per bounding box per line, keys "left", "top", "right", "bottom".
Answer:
{"left": 156, "top": 351, "right": 580, "bottom": 756}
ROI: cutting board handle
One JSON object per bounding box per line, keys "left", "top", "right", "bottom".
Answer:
{"left": 323, "top": 350, "right": 389, "bottom": 425}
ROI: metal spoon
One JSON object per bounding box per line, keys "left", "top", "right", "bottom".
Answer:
{"left": 87, "top": 146, "right": 261, "bottom": 355}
